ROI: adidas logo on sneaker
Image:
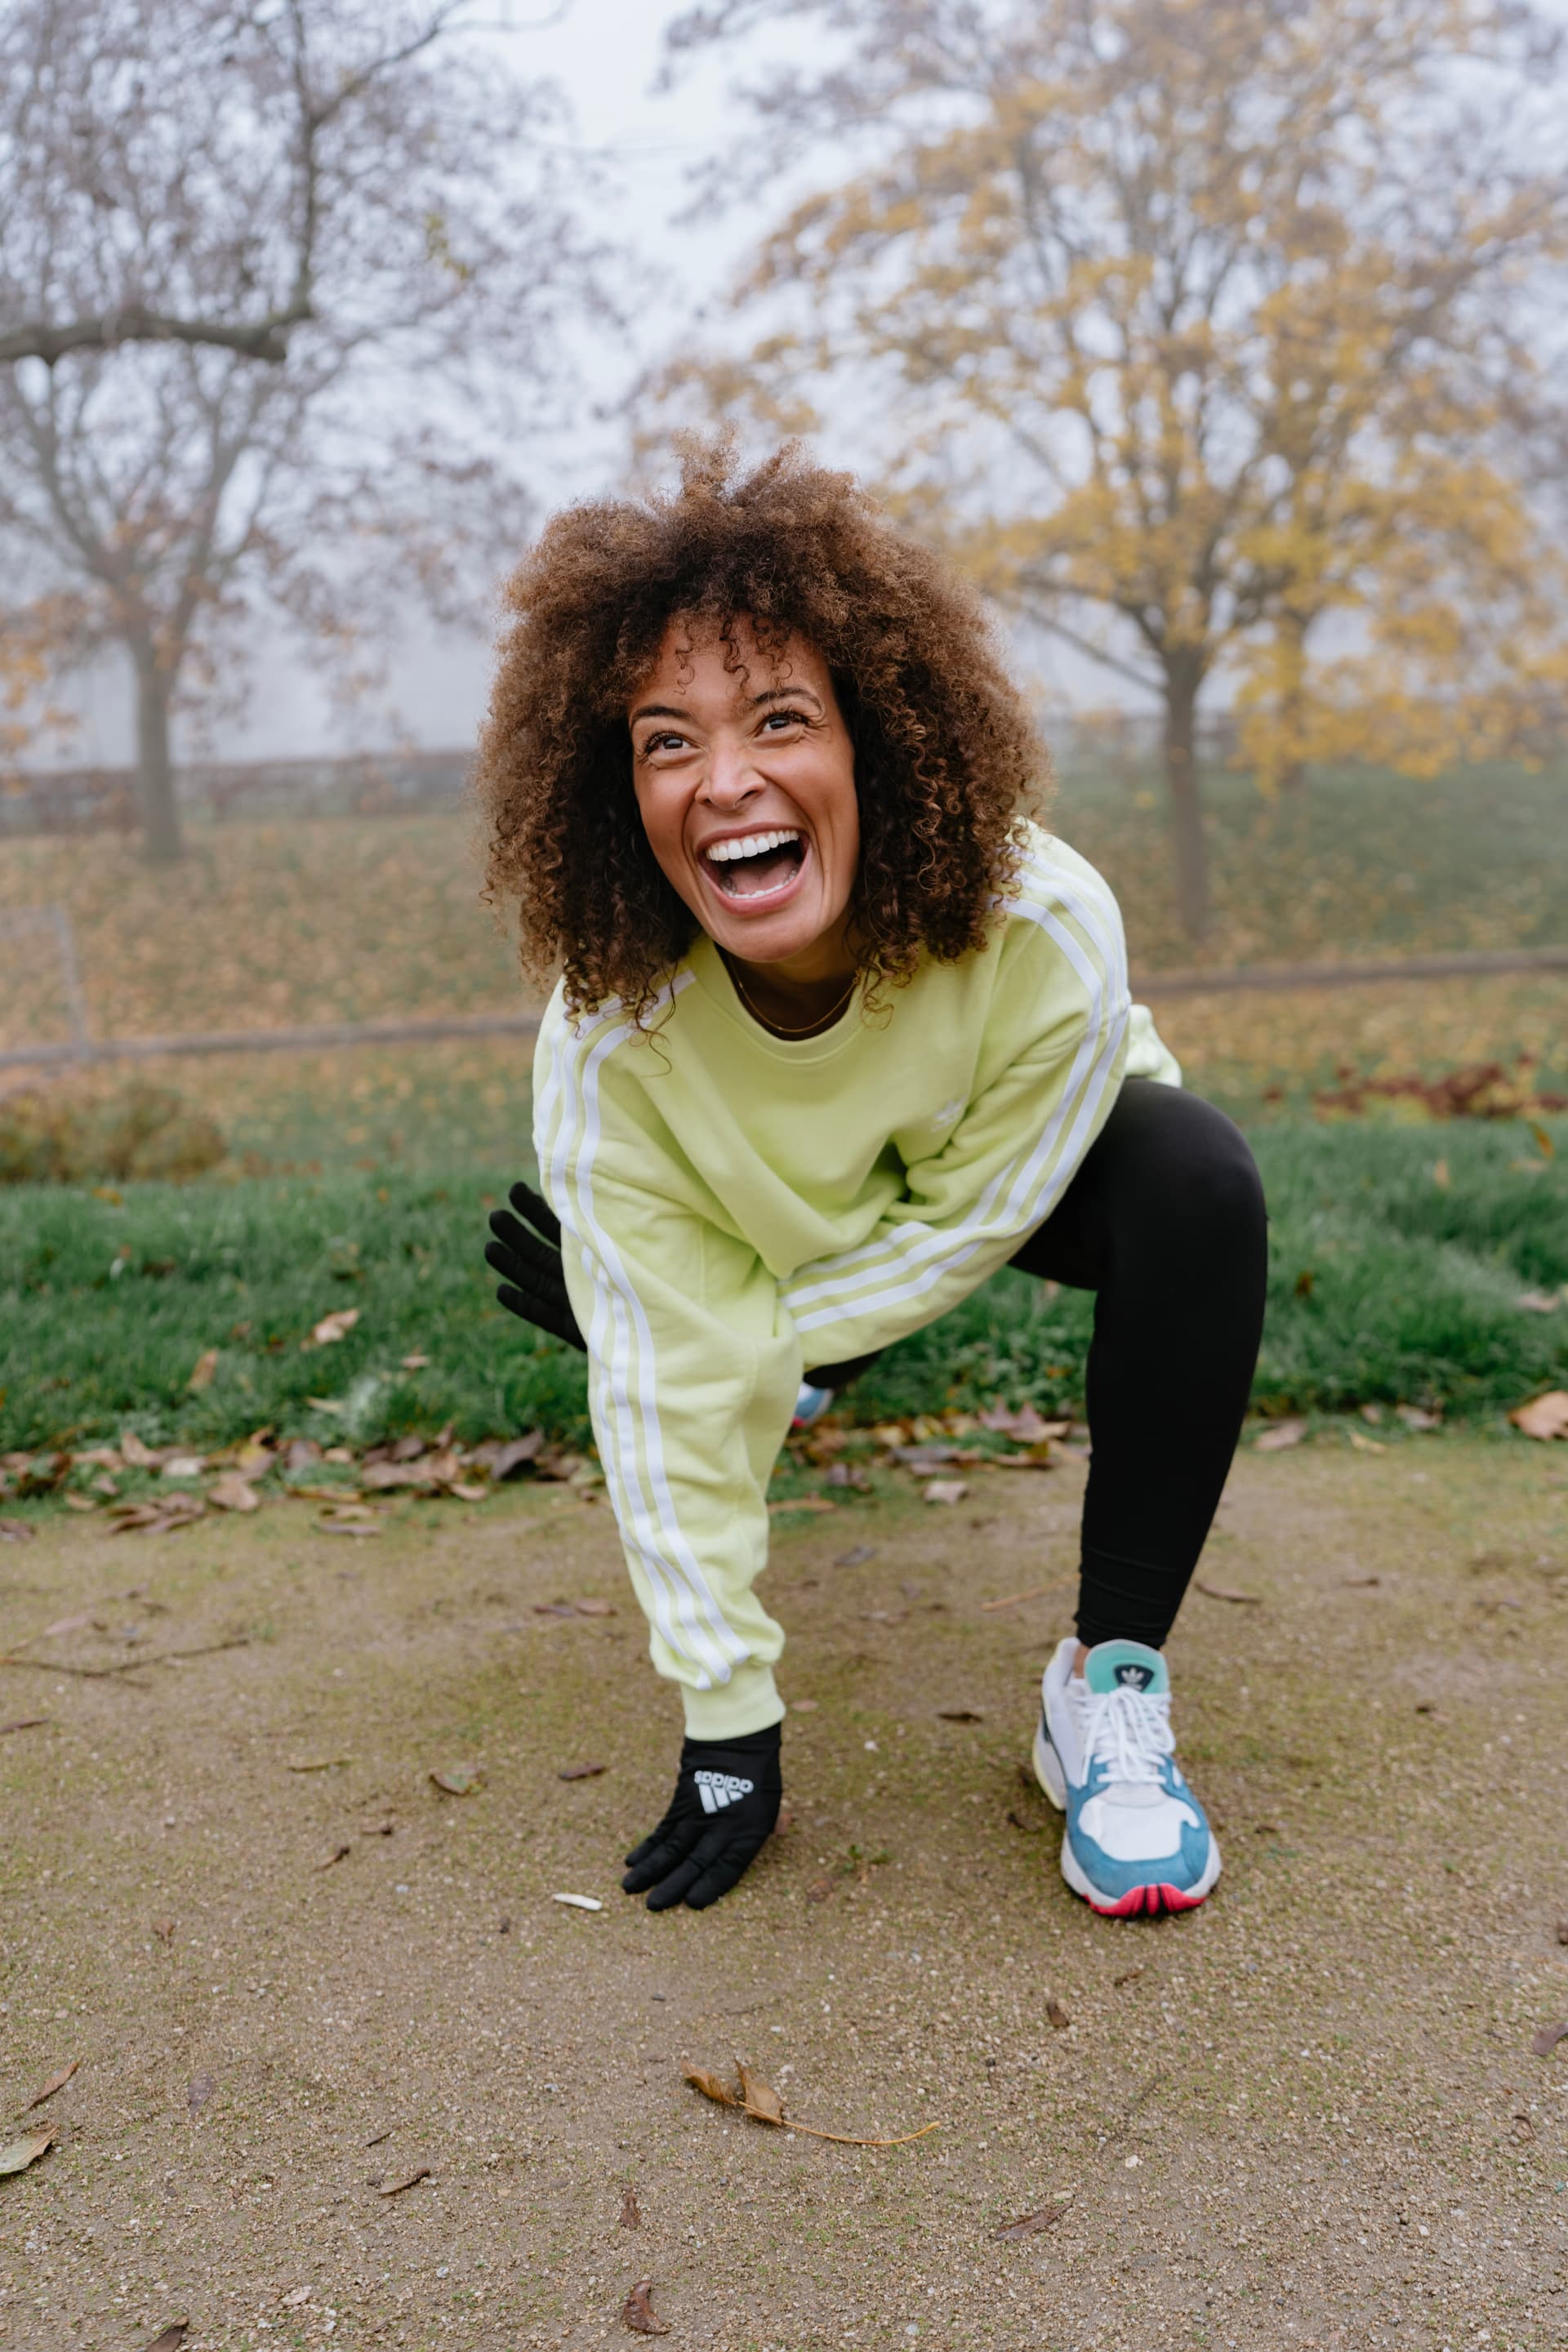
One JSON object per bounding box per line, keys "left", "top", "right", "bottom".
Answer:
{"left": 693, "top": 1769, "right": 754, "bottom": 1814}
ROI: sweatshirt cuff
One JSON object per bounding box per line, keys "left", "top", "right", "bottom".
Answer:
{"left": 681, "top": 1660, "right": 786, "bottom": 1741}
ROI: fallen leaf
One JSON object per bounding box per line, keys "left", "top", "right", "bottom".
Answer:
{"left": 38, "top": 1608, "right": 98, "bottom": 1641}
{"left": 187, "top": 2071, "right": 216, "bottom": 2115}
{"left": 1114, "top": 1967, "right": 1144, "bottom": 1988}
{"left": 682, "top": 2062, "right": 940, "bottom": 2147}
{"left": 790, "top": 1697, "right": 819, "bottom": 1713}
{"left": 978, "top": 1403, "right": 1065, "bottom": 1443}
{"left": 0, "top": 2129, "right": 54, "bottom": 2176}
{"left": 551, "top": 1891, "right": 603, "bottom": 1911}
{"left": 488, "top": 1432, "right": 544, "bottom": 1480}
{"left": 1004, "top": 1808, "right": 1040, "bottom": 1833}
{"left": 153, "top": 1917, "right": 175, "bottom": 1940}
{"left": 1557, "top": 1920, "right": 1568, "bottom": 1947}
{"left": 1517, "top": 1290, "right": 1563, "bottom": 1313}
{"left": 378, "top": 2166, "right": 431, "bottom": 2197}
{"left": 736, "top": 2061, "right": 786, "bottom": 2123}
{"left": 302, "top": 1308, "right": 360, "bottom": 1349}
{"left": 1511, "top": 1392, "right": 1568, "bottom": 1441}
{"left": 280, "top": 2287, "right": 311, "bottom": 2310}
{"left": 0, "top": 1717, "right": 49, "bottom": 1736}
{"left": 315, "top": 1517, "right": 381, "bottom": 1539}
{"left": 119, "top": 1432, "right": 160, "bottom": 1468}
{"left": 994, "top": 2197, "right": 1071, "bottom": 2238}
{"left": 365, "top": 2125, "right": 395, "bottom": 2146}
{"left": 399, "top": 1353, "right": 430, "bottom": 1370}
{"left": 316, "top": 1842, "right": 352, "bottom": 1871}
{"left": 923, "top": 1479, "right": 969, "bottom": 1505}
{"left": 1432, "top": 1156, "right": 1450, "bottom": 1189}
{"left": 822, "top": 1461, "right": 871, "bottom": 1490}
{"left": 0, "top": 1520, "right": 37, "bottom": 1543}
{"left": 574, "top": 1597, "right": 616, "bottom": 1617}
{"left": 287, "top": 1757, "right": 353, "bottom": 1773}
{"left": 207, "top": 1473, "right": 260, "bottom": 1514}
{"left": 1253, "top": 1419, "right": 1306, "bottom": 1451}
{"left": 24, "top": 2058, "right": 80, "bottom": 2110}
{"left": 430, "top": 1764, "right": 484, "bottom": 1796}
{"left": 1395, "top": 1405, "right": 1441, "bottom": 1431}
{"left": 1348, "top": 1430, "right": 1387, "bottom": 1454}
{"left": 1341, "top": 1572, "right": 1380, "bottom": 1588}
{"left": 1530, "top": 2020, "right": 1568, "bottom": 2057}
{"left": 621, "top": 2277, "right": 670, "bottom": 2336}
{"left": 234, "top": 1434, "right": 274, "bottom": 1475}
{"left": 448, "top": 1481, "right": 489, "bottom": 1503}
{"left": 937, "top": 1707, "right": 985, "bottom": 1722}
{"left": 188, "top": 1349, "right": 219, "bottom": 1392}
{"left": 63, "top": 1493, "right": 98, "bottom": 1513}
{"left": 161, "top": 1455, "right": 206, "bottom": 1480}
{"left": 557, "top": 1762, "right": 608, "bottom": 1780}
{"left": 805, "top": 1876, "right": 836, "bottom": 1904}
{"left": 359, "top": 1463, "right": 436, "bottom": 1492}
{"left": 979, "top": 1584, "right": 1054, "bottom": 1613}
{"left": 768, "top": 1495, "right": 839, "bottom": 1514}
{"left": 619, "top": 2184, "right": 642, "bottom": 2229}
{"left": 1045, "top": 1998, "right": 1071, "bottom": 2030}
{"left": 1529, "top": 1120, "right": 1556, "bottom": 1159}
{"left": 833, "top": 1546, "right": 877, "bottom": 1566}
{"left": 1193, "top": 1579, "right": 1263, "bottom": 1605}
{"left": 143, "top": 2327, "right": 189, "bottom": 2352}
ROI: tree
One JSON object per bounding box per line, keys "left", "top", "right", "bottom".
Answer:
{"left": 656, "top": 0, "right": 1568, "bottom": 935}
{"left": 0, "top": 0, "right": 598, "bottom": 859}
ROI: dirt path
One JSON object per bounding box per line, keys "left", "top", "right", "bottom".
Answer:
{"left": 2, "top": 1438, "right": 1566, "bottom": 2351}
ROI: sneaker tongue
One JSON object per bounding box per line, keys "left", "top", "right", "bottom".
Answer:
{"left": 1083, "top": 1638, "right": 1169, "bottom": 1699}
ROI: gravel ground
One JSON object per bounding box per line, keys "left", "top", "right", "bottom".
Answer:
{"left": 2, "top": 1436, "right": 1566, "bottom": 2351}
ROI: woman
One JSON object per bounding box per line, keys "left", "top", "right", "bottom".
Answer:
{"left": 477, "top": 443, "right": 1267, "bottom": 1921}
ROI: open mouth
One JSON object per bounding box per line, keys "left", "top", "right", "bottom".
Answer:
{"left": 701, "top": 827, "right": 807, "bottom": 901}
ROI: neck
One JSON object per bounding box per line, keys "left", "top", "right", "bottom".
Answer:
{"left": 723, "top": 924, "right": 858, "bottom": 1034}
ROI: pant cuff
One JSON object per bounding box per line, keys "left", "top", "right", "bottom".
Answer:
{"left": 680, "top": 1661, "right": 786, "bottom": 1741}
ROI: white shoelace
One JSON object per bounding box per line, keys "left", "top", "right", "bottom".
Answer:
{"left": 1071, "top": 1680, "right": 1175, "bottom": 1786}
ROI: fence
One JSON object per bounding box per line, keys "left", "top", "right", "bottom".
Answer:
{"left": 0, "top": 747, "right": 472, "bottom": 838}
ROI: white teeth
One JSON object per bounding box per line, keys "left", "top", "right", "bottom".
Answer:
{"left": 704, "top": 828, "right": 800, "bottom": 865}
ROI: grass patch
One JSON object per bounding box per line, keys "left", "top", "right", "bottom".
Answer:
{"left": 3, "top": 1119, "right": 1563, "bottom": 1458}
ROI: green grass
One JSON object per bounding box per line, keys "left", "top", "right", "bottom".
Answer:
{"left": 3, "top": 1119, "right": 1565, "bottom": 1459}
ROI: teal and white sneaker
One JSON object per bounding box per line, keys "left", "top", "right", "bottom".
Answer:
{"left": 1032, "top": 1636, "right": 1220, "bottom": 1918}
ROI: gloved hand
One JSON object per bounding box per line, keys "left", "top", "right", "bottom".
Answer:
{"left": 484, "top": 1181, "right": 586, "bottom": 1352}
{"left": 622, "top": 1723, "right": 782, "bottom": 1911}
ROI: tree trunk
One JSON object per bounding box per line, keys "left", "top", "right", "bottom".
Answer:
{"left": 1162, "top": 667, "right": 1208, "bottom": 940}
{"left": 1275, "top": 608, "right": 1308, "bottom": 793}
{"left": 131, "top": 647, "right": 183, "bottom": 862}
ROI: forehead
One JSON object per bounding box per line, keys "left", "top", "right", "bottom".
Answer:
{"left": 630, "top": 619, "right": 831, "bottom": 708}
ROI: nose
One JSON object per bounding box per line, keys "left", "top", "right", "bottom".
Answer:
{"left": 702, "top": 737, "right": 762, "bottom": 810}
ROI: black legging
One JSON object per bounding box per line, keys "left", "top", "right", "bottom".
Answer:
{"left": 813, "top": 1080, "right": 1268, "bottom": 1650}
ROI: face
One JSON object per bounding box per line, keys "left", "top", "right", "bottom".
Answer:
{"left": 627, "top": 621, "right": 860, "bottom": 974}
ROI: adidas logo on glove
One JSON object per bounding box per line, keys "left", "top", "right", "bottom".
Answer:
{"left": 693, "top": 1768, "right": 755, "bottom": 1814}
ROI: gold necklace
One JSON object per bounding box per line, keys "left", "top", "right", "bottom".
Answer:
{"left": 728, "top": 961, "right": 858, "bottom": 1038}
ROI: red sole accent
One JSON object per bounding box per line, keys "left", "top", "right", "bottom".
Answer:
{"left": 1088, "top": 1881, "right": 1208, "bottom": 1918}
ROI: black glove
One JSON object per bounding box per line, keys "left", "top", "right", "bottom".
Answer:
{"left": 622, "top": 1723, "right": 782, "bottom": 1912}
{"left": 484, "top": 1181, "right": 586, "bottom": 1352}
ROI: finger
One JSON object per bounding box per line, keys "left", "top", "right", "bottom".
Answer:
{"left": 508, "top": 1180, "right": 562, "bottom": 1248}
{"left": 621, "top": 1823, "right": 698, "bottom": 1892}
{"left": 488, "top": 1209, "right": 553, "bottom": 1260}
{"left": 643, "top": 1852, "right": 706, "bottom": 1912}
{"left": 683, "top": 1842, "right": 768, "bottom": 1909}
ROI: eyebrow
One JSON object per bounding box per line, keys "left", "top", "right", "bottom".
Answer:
{"left": 629, "top": 684, "right": 825, "bottom": 726}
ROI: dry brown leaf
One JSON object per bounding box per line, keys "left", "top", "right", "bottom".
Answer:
{"left": 574, "top": 1597, "right": 616, "bottom": 1616}
{"left": 286, "top": 1756, "right": 352, "bottom": 1773}
{"left": 1253, "top": 1419, "right": 1306, "bottom": 1452}
{"left": 682, "top": 2066, "right": 741, "bottom": 2109}
{"left": 0, "top": 1520, "right": 37, "bottom": 1543}
{"left": 1114, "top": 1967, "right": 1145, "bottom": 1989}
{"left": 24, "top": 2057, "right": 80, "bottom": 2110}
{"left": 153, "top": 1917, "right": 175, "bottom": 1940}
{"left": 1511, "top": 1392, "right": 1568, "bottom": 1441}
{"left": 143, "top": 2326, "right": 189, "bottom": 2352}
{"left": 736, "top": 2062, "right": 785, "bottom": 2124}
{"left": 423, "top": 1447, "right": 461, "bottom": 1484}
{"left": 557, "top": 1762, "right": 607, "bottom": 1780}
{"left": 1045, "top": 1998, "right": 1071, "bottom": 2030}
{"left": 1557, "top": 1920, "right": 1568, "bottom": 1947}
{"left": 63, "top": 1494, "right": 98, "bottom": 1513}
{"left": 619, "top": 2184, "right": 642, "bottom": 2229}
{"left": 978, "top": 1403, "right": 1066, "bottom": 1443}
{"left": 448, "top": 1481, "right": 489, "bottom": 1503}
{"left": 302, "top": 1308, "right": 360, "bottom": 1349}
{"left": 790, "top": 1697, "right": 819, "bottom": 1713}
{"left": 1530, "top": 2020, "right": 1568, "bottom": 2057}
{"left": 207, "top": 1473, "right": 260, "bottom": 1514}
{"left": 767, "top": 1495, "right": 839, "bottom": 1514}
{"left": 187, "top": 2071, "right": 216, "bottom": 2115}
{"left": 1348, "top": 1430, "right": 1387, "bottom": 1454}
{"left": 833, "top": 1545, "right": 876, "bottom": 1566}
{"left": 994, "top": 2197, "right": 1071, "bottom": 2238}
{"left": 923, "top": 1479, "right": 969, "bottom": 1506}
{"left": 1193, "top": 1579, "right": 1263, "bottom": 1606}
{"left": 400, "top": 1352, "right": 430, "bottom": 1370}
{"left": 187, "top": 1349, "right": 219, "bottom": 1392}
{"left": 359, "top": 1463, "right": 436, "bottom": 1492}
{"left": 937, "top": 1707, "right": 985, "bottom": 1722}
{"left": 980, "top": 1584, "right": 1054, "bottom": 1613}
{"left": 621, "top": 2278, "right": 670, "bottom": 2336}
{"left": 0, "top": 1717, "right": 49, "bottom": 1736}
{"left": 805, "top": 1876, "right": 835, "bottom": 1904}
{"left": 1395, "top": 1405, "right": 1441, "bottom": 1431}
{"left": 488, "top": 1432, "right": 544, "bottom": 1480}
{"left": 378, "top": 2166, "right": 431, "bottom": 2197}
{"left": 430, "top": 1763, "right": 484, "bottom": 1796}
{"left": 0, "top": 2129, "right": 54, "bottom": 2176}
{"left": 234, "top": 1435, "right": 274, "bottom": 1475}
{"left": 119, "top": 1432, "right": 160, "bottom": 1468}
{"left": 315, "top": 1517, "right": 381, "bottom": 1539}
{"left": 316, "top": 1843, "right": 352, "bottom": 1872}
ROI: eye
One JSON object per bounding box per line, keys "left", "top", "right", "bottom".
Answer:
{"left": 760, "top": 706, "right": 810, "bottom": 732}
{"left": 639, "top": 730, "right": 690, "bottom": 756}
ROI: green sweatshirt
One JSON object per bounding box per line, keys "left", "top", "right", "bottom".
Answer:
{"left": 532, "top": 825, "right": 1178, "bottom": 1739}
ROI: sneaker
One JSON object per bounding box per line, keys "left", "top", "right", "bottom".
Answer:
{"left": 1032, "top": 1636, "right": 1220, "bottom": 1917}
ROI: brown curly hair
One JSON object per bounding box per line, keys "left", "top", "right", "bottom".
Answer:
{"left": 475, "top": 439, "right": 1049, "bottom": 1024}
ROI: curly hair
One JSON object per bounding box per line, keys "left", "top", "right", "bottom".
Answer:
{"left": 475, "top": 439, "right": 1049, "bottom": 1025}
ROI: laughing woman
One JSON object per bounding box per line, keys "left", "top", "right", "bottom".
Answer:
{"left": 477, "top": 444, "right": 1266, "bottom": 1920}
